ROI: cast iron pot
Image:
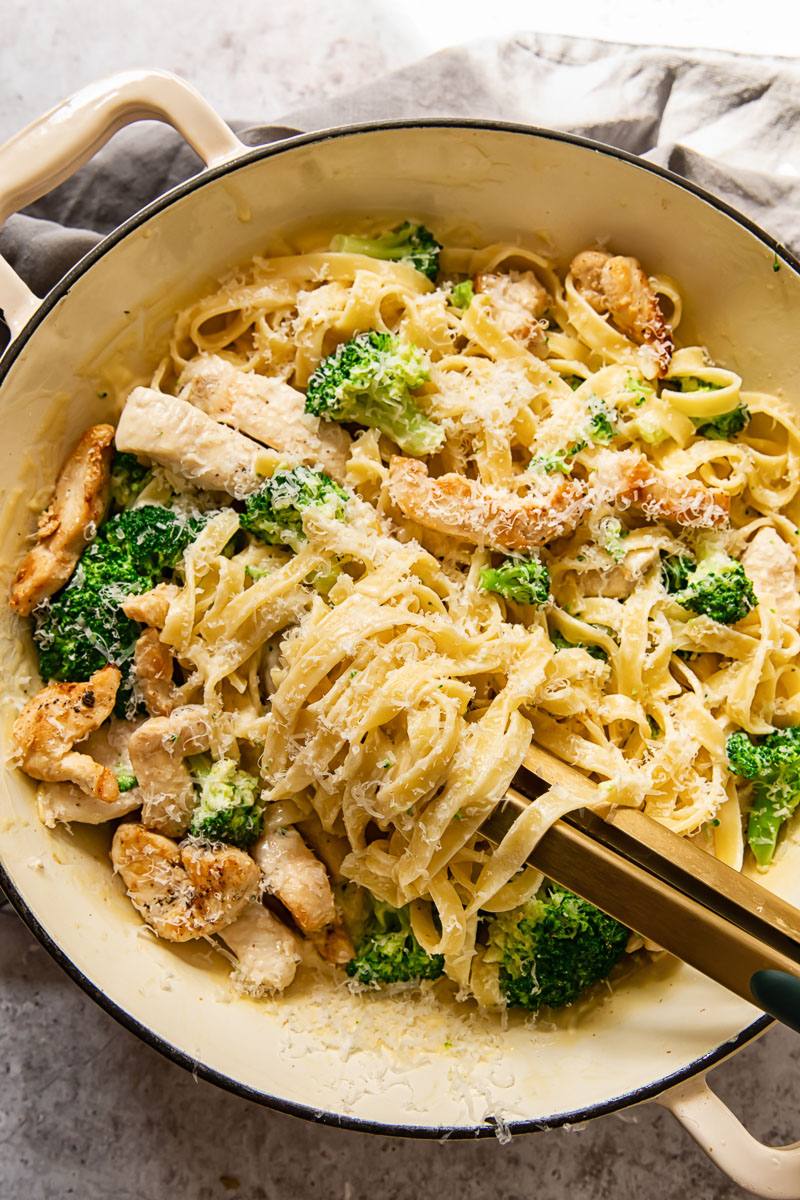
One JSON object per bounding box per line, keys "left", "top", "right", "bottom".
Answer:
{"left": 1, "top": 69, "right": 799, "bottom": 1197}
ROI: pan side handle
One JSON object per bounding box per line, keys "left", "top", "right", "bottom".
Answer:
{"left": 0, "top": 68, "right": 246, "bottom": 339}
{"left": 657, "top": 1073, "right": 800, "bottom": 1198}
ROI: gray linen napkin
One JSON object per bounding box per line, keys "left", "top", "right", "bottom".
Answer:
{"left": 1, "top": 31, "right": 799, "bottom": 337}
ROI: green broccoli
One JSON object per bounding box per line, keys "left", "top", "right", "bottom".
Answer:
{"left": 305, "top": 331, "right": 443, "bottom": 457}
{"left": 114, "top": 767, "right": 138, "bottom": 792}
{"left": 549, "top": 630, "right": 608, "bottom": 662}
{"left": 450, "top": 279, "right": 474, "bottom": 310}
{"left": 241, "top": 465, "right": 349, "bottom": 551}
{"left": 624, "top": 372, "right": 654, "bottom": 407}
{"left": 33, "top": 505, "right": 208, "bottom": 715}
{"left": 598, "top": 517, "right": 629, "bottom": 563}
{"left": 109, "top": 451, "right": 151, "bottom": 511}
{"left": 692, "top": 403, "right": 751, "bottom": 441}
{"left": 527, "top": 449, "right": 573, "bottom": 476}
{"left": 188, "top": 757, "right": 264, "bottom": 848}
{"left": 586, "top": 395, "right": 617, "bottom": 444}
{"left": 479, "top": 556, "right": 550, "bottom": 607}
{"left": 346, "top": 895, "right": 444, "bottom": 985}
{"left": 727, "top": 727, "right": 800, "bottom": 867}
{"left": 667, "top": 378, "right": 751, "bottom": 440}
{"left": 330, "top": 222, "right": 441, "bottom": 281}
{"left": 483, "top": 885, "right": 629, "bottom": 1011}
{"left": 669, "top": 376, "right": 721, "bottom": 394}
{"left": 661, "top": 541, "right": 757, "bottom": 624}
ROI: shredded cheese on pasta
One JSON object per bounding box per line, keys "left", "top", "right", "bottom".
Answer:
{"left": 20, "top": 228, "right": 800, "bottom": 1001}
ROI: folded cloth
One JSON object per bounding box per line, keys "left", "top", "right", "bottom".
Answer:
{"left": 1, "top": 31, "right": 799, "bottom": 318}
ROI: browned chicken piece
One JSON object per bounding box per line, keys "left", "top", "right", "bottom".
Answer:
{"left": 219, "top": 903, "right": 302, "bottom": 995}
{"left": 296, "top": 817, "right": 351, "bottom": 884}
{"left": 37, "top": 780, "right": 141, "bottom": 827}
{"left": 742, "top": 527, "right": 800, "bottom": 625}
{"left": 36, "top": 717, "right": 142, "bottom": 828}
{"left": 252, "top": 828, "right": 336, "bottom": 934}
{"left": 111, "top": 822, "right": 258, "bottom": 942}
{"left": 115, "top": 387, "right": 267, "bottom": 499}
{"left": 12, "top": 666, "right": 122, "bottom": 802}
{"left": 570, "top": 249, "right": 674, "bottom": 376}
{"left": 179, "top": 355, "right": 350, "bottom": 484}
{"left": 122, "top": 582, "right": 180, "bottom": 628}
{"left": 388, "top": 456, "right": 587, "bottom": 550}
{"left": 308, "top": 921, "right": 356, "bottom": 966}
{"left": 473, "top": 270, "right": 549, "bottom": 346}
{"left": 9, "top": 424, "right": 115, "bottom": 616}
{"left": 133, "top": 628, "right": 180, "bottom": 717}
{"left": 605, "top": 449, "right": 730, "bottom": 529}
{"left": 127, "top": 705, "right": 211, "bottom": 837}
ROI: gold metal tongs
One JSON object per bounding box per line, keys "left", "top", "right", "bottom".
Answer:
{"left": 480, "top": 744, "right": 800, "bottom": 1032}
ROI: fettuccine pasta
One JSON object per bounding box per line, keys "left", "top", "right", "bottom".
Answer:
{"left": 11, "top": 223, "right": 800, "bottom": 1012}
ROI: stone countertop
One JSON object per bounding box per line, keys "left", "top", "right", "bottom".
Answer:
{"left": 3, "top": 3, "right": 800, "bottom": 1197}
{"left": 3, "top": 901, "right": 800, "bottom": 1200}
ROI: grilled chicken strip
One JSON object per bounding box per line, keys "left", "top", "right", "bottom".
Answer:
{"left": 111, "top": 822, "right": 258, "bottom": 942}
{"left": 9, "top": 424, "right": 115, "bottom": 616}
{"left": 127, "top": 705, "right": 211, "bottom": 837}
{"left": 179, "top": 355, "right": 350, "bottom": 483}
{"left": 474, "top": 270, "right": 549, "bottom": 346}
{"left": 252, "top": 827, "right": 336, "bottom": 933}
{"left": 742, "top": 527, "right": 800, "bottom": 625}
{"left": 12, "top": 666, "right": 121, "bottom": 802}
{"left": 570, "top": 249, "right": 673, "bottom": 377}
{"left": 133, "top": 628, "right": 180, "bottom": 717}
{"left": 115, "top": 387, "right": 268, "bottom": 498}
{"left": 598, "top": 449, "right": 730, "bottom": 529}
{"left": 122, "top": 582, "right": 180, "bottom": 628}
{"left": 219, "top": 903, "right": 302, "bottom": 995}
{"left": 388, "top": 456, "right": 587, "bottom": 550}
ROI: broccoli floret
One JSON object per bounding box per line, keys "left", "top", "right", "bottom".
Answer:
{"left": 661, "top": 541, "right": 757, "bottom": 625}
{"left": 586, "top": 395, "right": 617, "bottom": 444}
{"left": 188, "top": 757, "right": 264, "bottom": 848}
{"left": 597, "top": 517, "right": 629, "bottom": 563}
{"left": 669, "top": 376, "right": 719, "bottom": 393}
{"left": 660, "top": 553, "right": 693, "bottom": 593}
{"left": 727, "top": 727, "right": 800, "bottom": 866}
{"left": 33, "top": 505, "right": 208, "bottom": 715}
{"left": 305, "top": 331, "right": 443, "bottom": 457}
{"left": 331, "top": 222, "right": 441, "bottom": 281}
{"left": 99, "top": 505, "right": 204, "bottom": 578}
{"left": 479, "top": 556, "right": 550, "bottom": 607}
{"left": 346, "top": 896, "right": 444, "bottom": 985}
{"left": 450, "top": 280, "right": 474, "bottom": 310}
{"left": 109, "top": 451, "right": 151, "bottom": 511}
{"left": 484, "top": 885, "right": 629, "bottom": 1011}
{"left": 527, "top": 449, "right": 573, "bottom": 476}
{"left": 241, "top": 465, "right": 348, "bottom": 551}
{"left": 549, "top": 630, "right": 608, "bottom": 662}
{"left": 692, "top": 403, "right": 751, "bottom": 441}
{"left": 624, "top": 372, "right": 654, "bottom": 407}
{"left": 115, "top": 767, "right": 138, "bottom": 792}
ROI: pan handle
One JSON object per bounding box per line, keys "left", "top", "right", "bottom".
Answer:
{"left": 0, "top": 68, "right": 246, "bottom": 339}
{"left": 657, "top": 1071, "right": 800, "bottom": 1198}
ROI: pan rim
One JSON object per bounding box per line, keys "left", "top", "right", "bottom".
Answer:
{"left": 0, "top": 113, "right": 781, "bottom": 1136}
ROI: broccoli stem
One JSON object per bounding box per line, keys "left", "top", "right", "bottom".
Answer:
{"left": 748, "top": 785, "right": 800, "bottom": 867}
{"left": 356, "top": 394, "right": 443, "bottom": 458}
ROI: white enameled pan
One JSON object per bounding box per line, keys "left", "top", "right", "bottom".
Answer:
{"left": 1, "top": 70, "right": 800, "bottom": 1197}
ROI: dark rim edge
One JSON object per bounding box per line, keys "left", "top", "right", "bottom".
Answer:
{"left": 0, "top": 114, "right": 784, "bottom": 1137}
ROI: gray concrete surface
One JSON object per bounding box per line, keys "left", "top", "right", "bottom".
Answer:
{"left": 3, "top": 900, "right": 799, "bottom": 1199}
{"left": 3, "top": 4, "right": 800, "bottom": 1197}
